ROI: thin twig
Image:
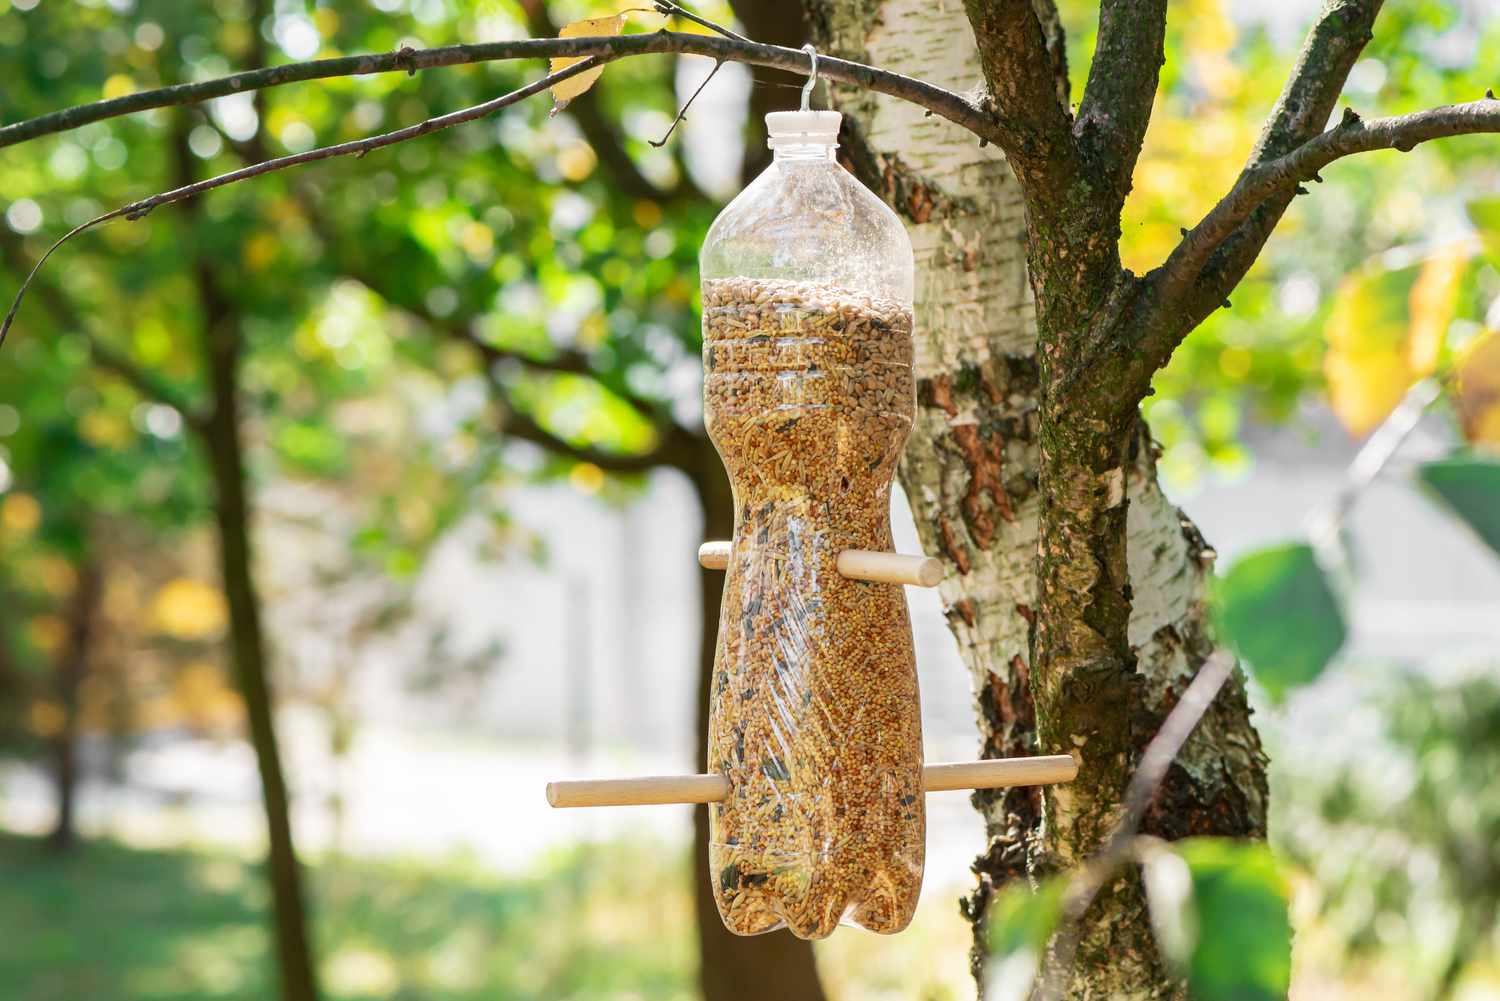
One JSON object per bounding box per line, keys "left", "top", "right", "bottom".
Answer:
{"left": 0, "top": 56, "right": 606, "bottom": 353}
{"left": 650, "top": 59, "right": 724, "bottom": 147}
{"left": 1031, "top": 650, "right": 1237, "bottom": 1001}
{"left": 652, "top": 0, "right": 751, "bottom": 43}
{"left": 1306, "top": 375, "right": 1444, "bottom": 572}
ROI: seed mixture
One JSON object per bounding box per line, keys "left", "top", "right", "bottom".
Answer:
{"left": 701, "top": 276, "right": 925, "bottom": 938}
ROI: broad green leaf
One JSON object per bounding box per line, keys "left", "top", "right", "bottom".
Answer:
{"left": 1417, "top": 454, "right": 1500, "bottom": 557}
{"left": 1454, "top": 330, "right": 1500, "bottom": 446}
{"left": 1324, "top": 249, "right": 1469, "bottom": 437}
{"left": 1215, "top": 543, "right": 1344, "bottom": 700}
{"left": 984, "top": 877, "right": 1066, "bottom": 1001}
{"left": 1145, "top": 839, "right": 1292, "bottom": 1001}
{"left": 549, "top": 14, "right": 628, "bottom": 114}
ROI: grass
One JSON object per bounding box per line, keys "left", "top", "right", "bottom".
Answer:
{"left": 0, "top": 832, "right": 697, "bottom": 1001}
{"left": 0, "top": 831, "right": 973, "bottom": 1001}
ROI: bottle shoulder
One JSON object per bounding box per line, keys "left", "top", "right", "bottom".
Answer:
{"left": 701, "top": 160, "right": 913, "bottom": 305}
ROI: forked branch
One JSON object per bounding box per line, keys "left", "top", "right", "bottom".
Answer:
{"left": 1126, "top": 0, "right": 1384, "bottom": 370}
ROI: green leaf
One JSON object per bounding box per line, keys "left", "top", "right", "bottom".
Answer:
{"left": 986, "top": 877, "right": 1065, "bottom": 957}
{"left": 1146, "top": 839, "right": 1292, "bottom": 1001}
{"left": 1215, "top": 543, "right": 1345, "bottom": 701}
{"left": 985, "top": 877, "right": 1066, "bottom": 1001}
{"left": 1417, "top": 454, "right": 1500, "bottom": 557}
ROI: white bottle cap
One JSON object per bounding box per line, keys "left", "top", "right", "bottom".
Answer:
{"left": 765, "top": 110, "right": 842, "bottom": 149}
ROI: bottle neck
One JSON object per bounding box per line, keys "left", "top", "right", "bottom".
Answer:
{"left": 772, "top": 142, "right": 837, "bottom": 162}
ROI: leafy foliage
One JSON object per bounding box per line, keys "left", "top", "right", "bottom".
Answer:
{"left": 1144, "top": 839, "right": 1292, "bottom": 1001}
{"left": 1276, "top": 670, "right": 1500, "bottom": 997}
{"left": 984, "top": 877, "right": 1066, "bottom": 1001}
{"left": 1214, "top": 542, "right": 1346, "bottom": 701}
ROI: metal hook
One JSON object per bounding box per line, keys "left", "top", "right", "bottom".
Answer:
{"left": 800, "top": 44, "right": 819, "bottom": 112}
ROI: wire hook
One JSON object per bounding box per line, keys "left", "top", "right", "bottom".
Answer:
{"left": 800, "top": 44, "right": 819, "bottom": 112}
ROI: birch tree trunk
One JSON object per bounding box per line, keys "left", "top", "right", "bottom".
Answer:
{"left": 805, "top": 2, "right": 1269, "bottom": 994}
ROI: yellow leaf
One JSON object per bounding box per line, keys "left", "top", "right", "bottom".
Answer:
{"left": 549, "top": 14, "right": 627, "bottom": 115}
{"left": 1324, "top": 249, "right": 1471, "bottom": 437}
{"left": 1455, "top": 330, "right": 1500, "bottom": 447}
{"left": 1407, "top": 246, "right": 1469, "bottom": 376}
{"left": 36, "top": 556, "right": 77, "bottom": 597}
{"left": 150, "top": 578, "right": 228, "bottom": 640}
{"left": 173, "top": 661, "right": 245, "bottom": 731}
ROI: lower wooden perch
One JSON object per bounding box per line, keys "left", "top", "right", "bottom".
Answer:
{"left": 545, "top": 755, "right": 1078, "bottom": 808}
{"left": 697, "top": 541, "right": 943, "bottom": 588}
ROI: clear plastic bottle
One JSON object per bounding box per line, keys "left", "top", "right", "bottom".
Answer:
{"left": 699, "top": 110, "right": 923, "bottom": 938}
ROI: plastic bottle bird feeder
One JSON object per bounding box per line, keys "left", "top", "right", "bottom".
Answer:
{"left": 547, "top": 69, "right": 1076, "bottom": 940}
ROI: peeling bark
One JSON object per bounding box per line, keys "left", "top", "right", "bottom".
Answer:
{"left": 805, "top": 1, "right": 1267, "bottom": 994}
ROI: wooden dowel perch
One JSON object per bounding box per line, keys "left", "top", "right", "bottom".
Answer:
{"left": 697, "top": 541, "right": 943, "bottom": 588}
{"left": 546, "top": 755, "right": 1078, "bottom": 808}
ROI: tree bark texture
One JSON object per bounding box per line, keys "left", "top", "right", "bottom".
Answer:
{"left": 805, "top": 2, "right": 1268, "bottom": 995}
{"left": 689, "top": 440, "right": 829, "bottom": 1001}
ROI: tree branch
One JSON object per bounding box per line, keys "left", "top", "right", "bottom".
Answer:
{"left": 1252, "top": 0, "right": 1387, "bottom": 164}
{"left": 1134, "top": 96, "right": 1500, "bottom": 376}
{"left": 1129, "top": 0, "right": 1384, "bottom": 374}
{"left": 960, "top": 0, "right": 1078, "bottom": 191}
{"left": 1074, "top": 0, "right": 1167, "bottom": 206}
{"left": 0, "top": 56, "right": 614, "bottom": 352}
{"left": 1030, "top": 0, "right": 1072, "bottom": 111}
{"left": 0, "top": 31, "right": 1000, "bottom": 152}
{"left": 423, "top": 303, "right": 668, "bottom": 426}
{"left": 498, "top": 406, "right": 686, "bottom": 474}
